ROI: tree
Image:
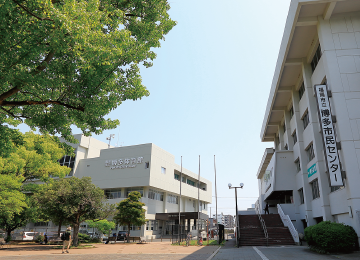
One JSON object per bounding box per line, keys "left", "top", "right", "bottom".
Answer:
{"left": 0, "top": 131, "right": 72, "bottom": 240}
{"left": 35, "top": 177, "right": 115, "bottom": 246}
{"left": 0, "top": 0, "right": 176, "bottom": 143}
{"left": 0, "top": 131, "right": 73, "bottom": 182}
{"left": 87, "top": 219, "right": 116, "bottom": 237}
{"left": 114, "top": 191, "right": 146, "bottom": 242}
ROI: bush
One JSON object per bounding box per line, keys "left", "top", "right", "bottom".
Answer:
{"left": 304, "top": 221, "right": 358, "bottom": 253}
{"left": 78, "top": 233, "right": 91, "bottom": 243}
{"left": 35, "top": 234, "right": 44, "bottom": 243}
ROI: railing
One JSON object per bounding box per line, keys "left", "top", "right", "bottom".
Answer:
{"left": 277, "top": 204, "right": 299, "bottom": 244}
{"left": 255, "top": 200, "right": 268, "bottom": 246}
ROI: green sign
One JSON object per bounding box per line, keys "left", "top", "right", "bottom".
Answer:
{"left": 307, "top": 163, "right": 317, "bottom": 178}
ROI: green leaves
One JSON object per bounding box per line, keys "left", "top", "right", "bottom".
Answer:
{"left": 113, "top": 191, "right": 146, "bottom": 242}
{"left": 1, "top": 0, "right": 176, "bottom": 142}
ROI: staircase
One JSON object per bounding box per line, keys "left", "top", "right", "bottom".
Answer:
{"left": 239, "top": 214, "right": 295, "bottom": 246}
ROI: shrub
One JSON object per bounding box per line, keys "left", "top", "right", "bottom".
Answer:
{"left": 304, "top": 221, "right": 357, "bottom": 253}
{"left": 35, "top": 234, "right": 44, "bottom": 243}
{"left": 77, "top": 233, "right": 91, "bottom": 243}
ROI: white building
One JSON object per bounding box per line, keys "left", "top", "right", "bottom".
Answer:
{"left": 212, "top": 213, "right": 225, "bottom": 225}
{"left": 257, "top": 0, "right": 360, "bottom": 243}
{"left": 26, "top": 135, "right": 212, "bottom": 239}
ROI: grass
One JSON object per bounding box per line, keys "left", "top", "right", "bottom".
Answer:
{"left": 172, "top": 239, "right": 225, "bottom": 246}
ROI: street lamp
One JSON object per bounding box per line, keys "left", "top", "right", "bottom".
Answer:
{"left": 228, "top": 183, "right": 244, "bottom": 248}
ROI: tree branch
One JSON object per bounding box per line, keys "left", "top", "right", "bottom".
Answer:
{"left": 35, "top": 50, "right": 55, "bottom": 73}
{"left": 1, "top": 100, "right": 85, "bottom": 111}
{"left": 0, "top": 86, "right": 21, "bottom": 103}
{"left": 12, "top": 0, "right": 54, "bottom": 21}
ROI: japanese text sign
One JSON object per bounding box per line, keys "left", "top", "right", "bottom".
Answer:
{"left": 315, "top": 85, "right": 343, "bottom": 186}
{"left": 105, "top": 156, "right": 143, "bottom": 170}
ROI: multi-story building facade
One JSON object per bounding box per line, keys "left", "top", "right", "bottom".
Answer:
{"left": 257, "top": 0, "right": 360, "bottom": 243}
{"left": 23, "top": 135, "right": 212, "bottom": 239}
{"left": 212, "top": 213, "right": 225, "bottom": 225}
{"left": 224, "top": 215, "right": 234, "bottom": 228}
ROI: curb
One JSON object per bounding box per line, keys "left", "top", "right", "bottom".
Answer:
{"left": 206, "top": 246, "right": 221, "bottom": 260}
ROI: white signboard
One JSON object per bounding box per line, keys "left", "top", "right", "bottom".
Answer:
{"left": 315, "top": 85, "right": 343, "bottom": 186}
{"left": 105, "top": 156, "right": 143, "bottom": 170}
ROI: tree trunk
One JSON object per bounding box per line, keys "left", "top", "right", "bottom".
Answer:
{"left": 73, "top": 223, "right": 80, "bottom": 247}
{"left": 57, "top": 220, "right": 62, "bottom": 237}
{"left": 6, "top": 229, "right": 12, "bottom": 243}
{"left": 127, "top": 224, "right": 130, "bottom": 243}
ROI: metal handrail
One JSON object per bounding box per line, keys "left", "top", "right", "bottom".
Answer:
{"left": 277, "top": 204, "right": 299, "bottom": 244}
{"left": 255, "top": 200, "right": 268, "bottom": 246}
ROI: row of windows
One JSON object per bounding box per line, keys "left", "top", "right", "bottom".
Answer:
{"left": 148, "top": 189, "right": 164, "bottom": 201}
{"left": 297, "top": 179, "right": 320, "bottom": 205}
{"left": 146, "top": 220, "right": 159, "bottom": 231}
{"left": 58, "top": 155, "right": 75, "bottom": 169}
{"left": 104, "top": 187, "right": 144, "bottom": 199}
{"left": 167, "top": 194, "right": 179, "bottom": 204}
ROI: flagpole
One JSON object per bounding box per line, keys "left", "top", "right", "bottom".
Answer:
{"left": 214, "top": 155, "right": 218, "bottom": 244}
{"left": 179, "top": 156, "right": 182, "bottom": 245}
{"left": 197, "top": 155, "right": 200, "bottom": 243}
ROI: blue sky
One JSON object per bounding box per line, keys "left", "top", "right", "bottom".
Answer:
{"left": 19, "top": 0, "right": 292, "bottom": 215}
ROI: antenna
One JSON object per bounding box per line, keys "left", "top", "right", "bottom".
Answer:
{"left": 106, "top": 134, "right": 115, "bottom": 148}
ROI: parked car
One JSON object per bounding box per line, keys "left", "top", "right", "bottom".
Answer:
{"left": 19, "top": 232, "right": 39, "bottom": 241}
{"left": 117, "top": 231, "right": 128, "bottom": 241}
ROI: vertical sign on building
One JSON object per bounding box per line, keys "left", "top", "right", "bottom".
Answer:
{"left": 314, "top": 85, "right": 343, "bottom": 186}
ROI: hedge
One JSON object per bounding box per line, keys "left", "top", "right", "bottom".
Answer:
{"left": 304, "top": 221, "right": 358, "bottom": 253}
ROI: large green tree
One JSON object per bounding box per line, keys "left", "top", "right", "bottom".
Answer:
{"left": 0, "top": 0, "right": 176, "bottom": 142}
{"left": 35, "top": 177, "right": 115, "bottom": 246}
{"left": 0, "top": 131, "right": 72, "bottom": 240}
{"left": 114, "top": 191, "right": 146, "bottom": 242}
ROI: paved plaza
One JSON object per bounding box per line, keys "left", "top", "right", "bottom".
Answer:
{"left": 1, "top": 239, "right": 360, "bottom": 260}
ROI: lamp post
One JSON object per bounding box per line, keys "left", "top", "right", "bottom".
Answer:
{"left": 228, "top": 183, "right": 244, "bottom": 248}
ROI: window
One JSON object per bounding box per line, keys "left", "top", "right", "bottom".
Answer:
{"left": 306, "top": 143, "right": 315, "bottom": 162}
{"left": 105, "top": 189, "right": 122, "bottom": 199}
{"left": 167, "top": 194, "right": 178, "bottom": 204}
{"left": 295, "top": 158, "right": 301, "bottom": 172}
{"left": 161, "top": 167, "right": 166, "bottom": 174}
{"left": 289, "top": 106, "right": 294, "bottom": 119}
{"left": 292, "top": 131, "right": 297, "bottom": 145}
{"left": 331, "top": 185, "right": 344, "bottom": 192}
{"left": 58, "top": 155, "right": 75, "bottom": 169}
{"left": 187, "top": 179, "right": 196, "bottom": 186}
{"left": 283, "top": 123, "right": 286, "bottom": 134}
{"left": 148, "top": 189, "right": 163, "bottom": 201}
{"left": 302, "top": 110, "right": 310, "bottom": 130}
{"left": 311, "top": 179, "right": 320, "bottom": 199}
{"left": 145, "top": 162, "right": 150, "bottom": 169}
{"left": 299, "top": 82, "right": 305, "bottom": 100}
{"left": 311, "top": 44, "right": 322, "bottom": 73}
{"left": 182, "top": 176, "right": 186, "bottom": 183}
{"left": 284, "top": 144, "right": 288, "bottom": 150}
{"left": 174, "top": 173, "right": 180, "bottom": 180}
{"left": 146, "top": 220, "right": 158, "bottom": 231}
{"left": 298, "top": 188, "right": 304, "bottom": 204}
{"left": 126, "top": 187, "right": 143, "bottom": 197}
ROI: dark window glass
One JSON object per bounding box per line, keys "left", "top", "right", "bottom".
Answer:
{"left": 299, "top": 82, "right": 305, "bottom": 100}
{"left": 292, "top": 131, "right": 297, "bottom": 145}
{"left": 299, "top": 188, "right": 304, "bottom": 204}
{"left": 311, "top": 179, "right": 320, "bottom": 199}
{"left": 302, "top": 111, "right": 310, "bottom": 130}
{"left": 306, "top": 143, "right": 315, "bottom": 162}
{"left": 311, "top": 44, "right": 322, "bottom": 73}
{"left": 295, "top": 158, "right": 301, "bottom": 172}
{"left": 283, "top": 123, "right": 286, "bottom": 134}
{"left": 289, "top": 106, "right": 294, "bottom": 119}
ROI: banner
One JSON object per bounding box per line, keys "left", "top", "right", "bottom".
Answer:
{"left": 314, "top": 85, "right": 343, "bottom": 186}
